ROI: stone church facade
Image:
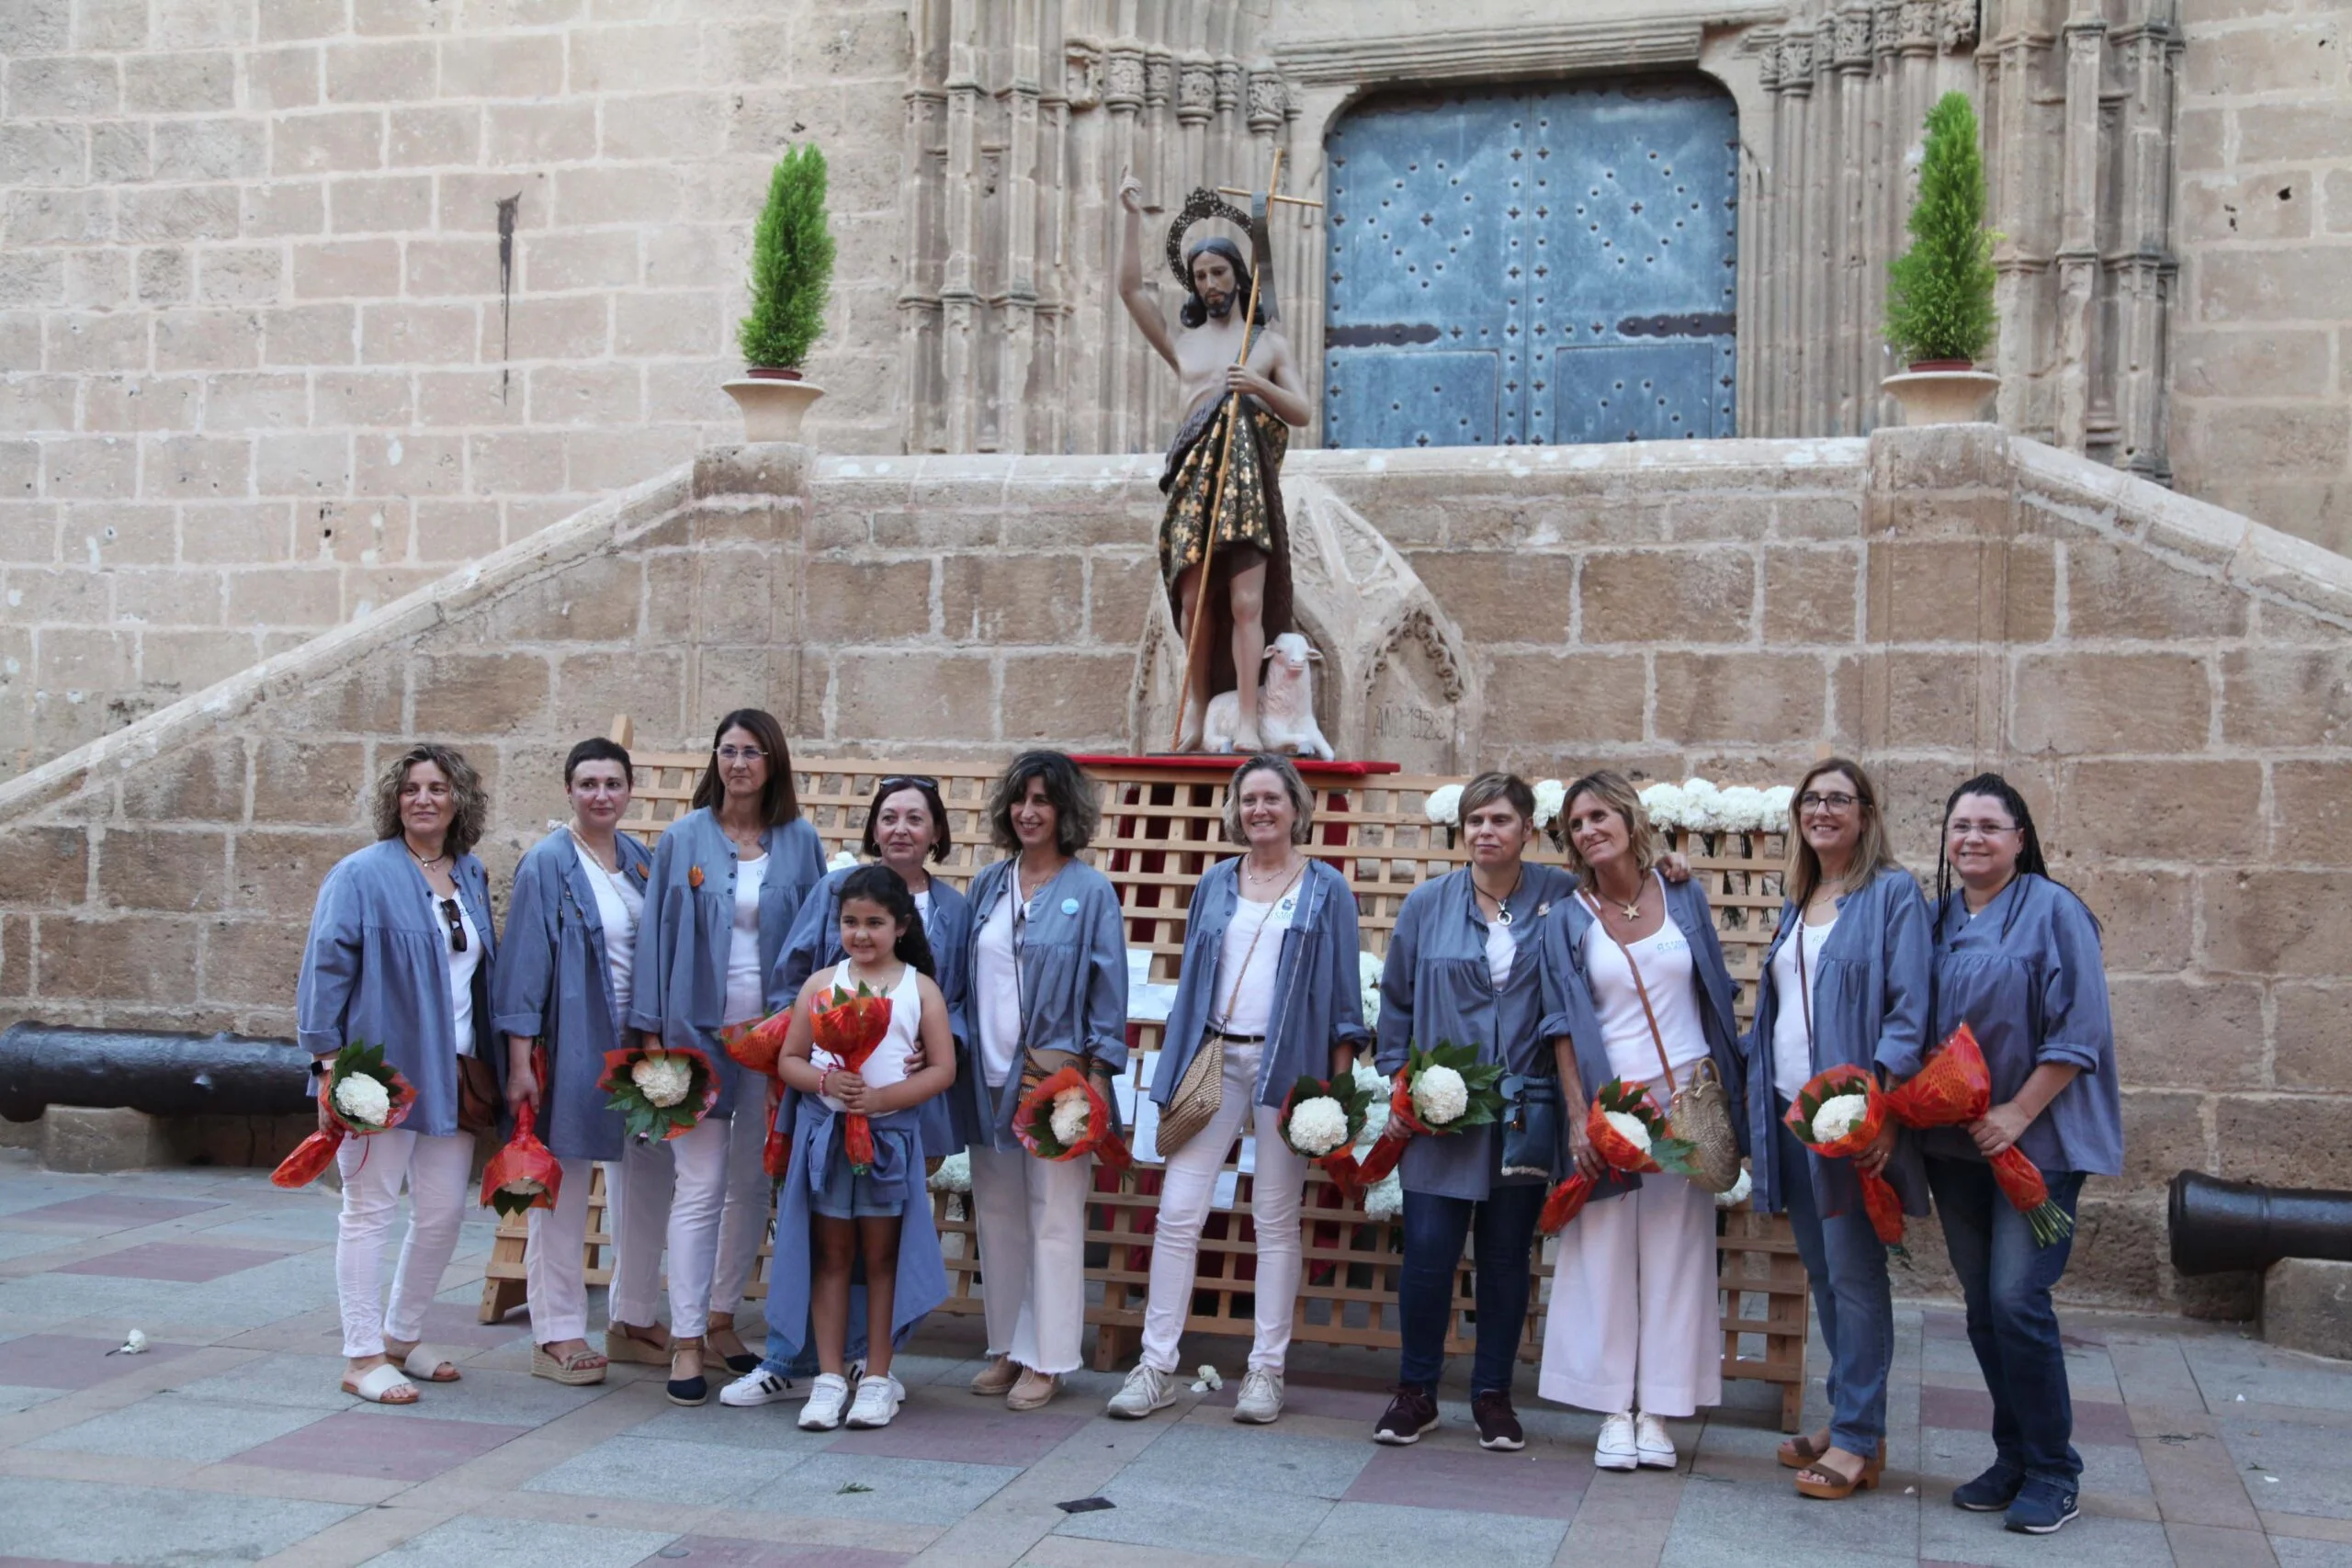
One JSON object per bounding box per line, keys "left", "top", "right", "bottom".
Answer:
{"left": 0, "top": 0, "right": 2347, "bottom": 776}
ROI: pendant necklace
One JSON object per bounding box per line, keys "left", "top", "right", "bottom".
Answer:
{"left": 1614, "top": 880, "right": 1645, "bottom": 922}
{"left": 1477, "top": 865, "right": 1525, "bottom": 927}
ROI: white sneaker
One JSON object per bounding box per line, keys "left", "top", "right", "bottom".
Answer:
{"left": 1104, "top": 1363, "right": 1178, "bottom": 1420}
{"left": 798, "top": 1372, "right": 850, "bottom": 1431}
{"left": 1634, "top": 1411, "right": 1677, "bottom": 1469}
{"left": 844, "top": 1373, "right": 903, "bottom": 1429}
{"left": 719, "top": 1368, "right": 797, "bottom": 1407}
{"left": 1233, "top": 1368, "right": 1283, "bottom": 1424}
{"left": 1595, "top": 1411, "right": 1639, "bottom": 1471}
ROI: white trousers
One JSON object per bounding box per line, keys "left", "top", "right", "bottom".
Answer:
{"left": 334, "top": 1128, "right": 475, "bottom": 1359}
{"left": 1538, "top": 1167, "right": 1722, "bottom": 1417}
{"left": 605, "top": 1084, "right": 772, "bottom": 1335}
{"left": 1139, "top": 1043, "right": 1306, "bottom": 1375}
{"left": 711, "top": 1079, "right": 774, "bottom": 1319}
{"left": 968, "top": 1142, "right": 1093, "bottom": 1376}
{"left": 607, "top": 1142, "right": 672, "bottom": 1328}
{"left": 524, "top": 1156, "right": 594, "bottom": 1345}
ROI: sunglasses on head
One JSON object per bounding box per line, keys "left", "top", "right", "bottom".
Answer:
{"left": 877, "top": 774, "right": 939, "bottom": 794}
{"left": 438, "top": 897, "right": 468, "bottom": 953}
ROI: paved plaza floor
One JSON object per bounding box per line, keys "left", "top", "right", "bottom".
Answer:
{"left": 0, "top": 1153, "right": 2346, "bottom": 1567}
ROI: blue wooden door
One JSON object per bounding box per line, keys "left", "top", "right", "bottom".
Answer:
{"left": 1324, "top": 77, "right": 1738, "bottom": 448}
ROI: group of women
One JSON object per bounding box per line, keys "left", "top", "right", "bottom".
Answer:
{"left": 297, "top": 730, "right": 2118, "bottom": 1538}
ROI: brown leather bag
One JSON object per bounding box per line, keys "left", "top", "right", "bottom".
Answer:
{"left": 456, "top": 1054, "right": 501, "bottom": 1134}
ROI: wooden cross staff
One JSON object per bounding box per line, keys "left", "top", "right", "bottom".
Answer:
{"left": 1168, "top": 151, "right": 1320, "bottom": 751}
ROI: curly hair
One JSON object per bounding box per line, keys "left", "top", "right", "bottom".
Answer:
{"left": 372, "top": 743, "right": 489, "bottom": 859}
{"left": 986, "top": 750, "right": 1099, "bottom": 856}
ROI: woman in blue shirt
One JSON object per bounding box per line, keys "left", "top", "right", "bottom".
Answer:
{"left": 1108, "top": 755, "right": 1370, "bottom": 1427}
{"left": 1742, "top": 759, "right": 1931, "bottom": 1499}
{"left": 622, "top": 709, "right": 826, "bottom": 1404}
{"left": 492, "top": 738, "right": 653, "bottom": 1386}
{"left": 1923, "top": 774, "right": 2120, "bottom": 1538}
{"left": 297, "top": 744, "right": 499, "bottom": 1405}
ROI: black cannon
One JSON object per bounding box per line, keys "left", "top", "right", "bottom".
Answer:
{"left": 0, "top": 1021, "right": 311, "bottom": 1122}
{"left": 2169, "top": 1169, "right": 2352, "bottom": 1278}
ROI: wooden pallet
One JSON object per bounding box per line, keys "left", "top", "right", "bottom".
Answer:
{"left": 479, "top": 730, "right": 1809, "bottom": 1427}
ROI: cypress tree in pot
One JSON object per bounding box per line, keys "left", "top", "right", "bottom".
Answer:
{"left": 1881, "top": 93, "right": 2003, "bottom": 425}
{"left": 726, "top": 144, "right": 836, "bottom": 441}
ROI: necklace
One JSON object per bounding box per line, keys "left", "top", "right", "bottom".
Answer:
{"left": 1473, "top": 863, "right": 1526, "bottom": 926}
{"left": 1606, "top": 876, "right": 1646, "bottom": 921}
{"left": 719, "top": 817, "right": 763, "bottom": 856}
{"left": 1244, "top": 851, "right": 1300, "bottom": 886}
{"left": 565, "top": 825, "right": 616, "bottom": 875}
{"left": 1018, "top": 858, "right": 1059, "bottom": 908}
{"left": 406, "top": 840, "right": 447, "bottom": 872}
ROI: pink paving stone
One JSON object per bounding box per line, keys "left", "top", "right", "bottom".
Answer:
{"left": 52, "top": 1241, "right": 283, "bottom": 1282}
{"left": 8, "top": 1195, "right": 228, "bottom": 1228}
{"left": 826, "top": 1401, "right": 1086, "bottom": 1466}
{"left": 232, "top": 1410, "right": 531, "bottom": 1481}
{"left": 0, "top": 1334, "right": 199, "bottom": 1390}
{"left": 408, "top": 1299, "right": 528, "bottom": 1350}
{"left": 1917, "top": 1382, "right": 2136, "bottom": 1446}
{"left": 1344, "top": 1443, "right": 1591, "bottom": 1520}
{"left": 634, "top": 1540, "right": 910, "bottom": 1568}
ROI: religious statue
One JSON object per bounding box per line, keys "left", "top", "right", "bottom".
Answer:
{"left": 1118, "top": 173, "right": 1312, "bottom": 752}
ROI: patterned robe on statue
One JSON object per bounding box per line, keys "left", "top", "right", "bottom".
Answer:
{"left": 1158, "top": 390, "right": 1295, "bottom": 702}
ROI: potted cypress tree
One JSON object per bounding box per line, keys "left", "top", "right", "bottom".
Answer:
{"left": 1881, "top": 91, "right": 2001, "bottom": 425}
{"left": 724, "top": 143, "right": 835, "bottom": 443}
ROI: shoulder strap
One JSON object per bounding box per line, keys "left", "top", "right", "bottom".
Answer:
{"left": 1581, "top": 887, "right": 1678, "bottom": 1095}
{"left": 1794, "top": 919, "right": 1816, "bottom": 1053}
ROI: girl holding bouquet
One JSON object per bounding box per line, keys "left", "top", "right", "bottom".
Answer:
{"left": 765, "top": 865, "right": 956, "bottom": 1431}
{"left": 297, "top": 744, "right": 500, "bottom": 1404}
{"left": 1922, "top": 775, "right": 2120, "bottom": 1537}
{"left": 1741, "top": 760, "right": 1931, "bottom": 1498}
{"left": 1109, "top": 754, "right": 1370, "bottom": 1427}
{"left": 491, "top": 738, "right": 654, "bottom": 1385}
{"left": 961, "top": 750, "right": 1129, "bottom": 1412}
{"left": 1374, "top": 773, "right": 1577, "bottom": 1454}
{"left": 724, "top": 773, "right": 974, "bottom": 1407}
{"left": 625, "top": 709, "right": 827, "bottom": 1404}
{"left": 1534, "top": 771, "right": 1744, "bottom": 1472}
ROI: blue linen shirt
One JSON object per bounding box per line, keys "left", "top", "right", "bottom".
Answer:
{"left": 1375, "top": 863, "right": 1578, "bottom": 1202}
{"left": 296, "top": 838, "right": 501, "bottom": 1140}
{"left": 628, "top": 808, "right": 825, "bottom": 1120}
{"left": 490, "top": 827, "right": 654, "bottom": 1162}
{"left": 1535, "top": 874, "right": 1747, "bottom": 1202}
{"left": 1152, "top": 857, "right": 1373, "bottom": 1111}
{"left": 956, "top": 857, "right": 1130, "bottom": 1152}
{"left": 1743, "top": 864, "right": 1934, "bottom": 1218}
{"left": 1922, "top": 874, "right": 2123, "bottom": 1179}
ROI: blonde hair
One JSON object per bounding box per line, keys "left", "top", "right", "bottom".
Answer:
{"left": 372, "top": 744, "right": 489, "bottom": 859}
{"left": 1559, "top": 770, "right": 1659, "bottom": 890}
{"left": 1785, "top": 757, "right": 1897, "bottom": 908}
{"left": 1222, "top": 754, "right": 1315, "bottom": 845}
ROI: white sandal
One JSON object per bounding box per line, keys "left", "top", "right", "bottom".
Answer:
{"left": 394, "top": 1343, "right": 464, "bottom": 1382}
{"left": 342, "top": 1363, "right": 420, "bottom": 1404}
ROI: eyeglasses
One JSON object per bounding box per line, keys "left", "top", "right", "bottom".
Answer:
{"left": 716, "top": 746, "right": 767, "bottom": 763}
{"left": 438, "top": 897, "right": 468, "bottom": 953}
{"left": 877, "top": 774, "right": 938, "bottom": 793}
{"left": 1947, "top": 818, "right": 2019, "bottom": 840}
{"left": 1799, "top": 791, "right": 1860, "bottom": 812}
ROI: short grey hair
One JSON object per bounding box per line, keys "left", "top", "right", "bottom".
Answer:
{"left": 1222, "top": 754, "right": 1315, "bottom": 845}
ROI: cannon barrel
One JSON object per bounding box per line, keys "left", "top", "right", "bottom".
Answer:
{"left": 0, "top": 1021, "right": 311, "bottom": 1122}
{"left": 2168, "top": 1169, "right": 2352, "bottom": 1278}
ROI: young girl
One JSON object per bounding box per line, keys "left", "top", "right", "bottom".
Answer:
{"left": 770, "top": 864, "right": 956, "bottom": 1431}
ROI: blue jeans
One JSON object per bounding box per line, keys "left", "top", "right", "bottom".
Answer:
{"left": 1923, "top": 1154, "right": 2087, "bottom": 1487}
{"left": 1777, "top": 1112, "right": 1894, "bottom": 1457}
{"left": 1398, "top": 1183, "right": 1544, "bottom": 1395}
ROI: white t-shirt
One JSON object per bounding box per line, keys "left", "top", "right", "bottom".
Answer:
{"left": 1770, "top": 909, "right": 1838, "bottom": 1105}
{"left": 974, "top": 895, "right": 1022, "bottom": 1088}
{"left": 440, "top": 895, "right": 482, "bottom": 1056}
{"left": 573, "top": 837, "right": 646, "bottom": 1025}
{"left": 913, "top": 886, "right": 933, "bottom": 922}
{"left": 723, "top": 853, "right": 767, "bottom": 1027}
{"left": 1214, "top": 887, "right": 1299, "bottom": 1037}
{"left": 814, "top": 960, "right": 921, "bottom": 1111}
{"left": 1485, "top": 918, "right": 1517, "bottom": 991}
{"left": 1582, "top": 886, "right": 1708, "bottom": 1084}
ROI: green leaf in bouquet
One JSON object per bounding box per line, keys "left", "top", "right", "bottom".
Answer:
{"left": 1647, "top": 1135, "right": 1703, "bottom": 1179}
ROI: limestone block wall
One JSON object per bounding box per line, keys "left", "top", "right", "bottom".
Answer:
{"left": 0, "top": 425, "right": 2345, "bottom": 1312}
{"left": 0, "top": 0, "right": 910, "bottom": 776}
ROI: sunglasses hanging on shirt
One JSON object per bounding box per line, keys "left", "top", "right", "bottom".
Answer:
{"left": 439, "top": 897, "right": 468, "bottom": 953}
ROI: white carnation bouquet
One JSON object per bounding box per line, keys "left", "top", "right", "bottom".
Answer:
{"left": 598, "top": 1041, "right": 720, "bottom": 1143}
{"left": 1637, "top": 777, "right": 1799, "bottom": 836}
{"left": 1277, "top": 1067, "right": 1377, "bottom": 1188}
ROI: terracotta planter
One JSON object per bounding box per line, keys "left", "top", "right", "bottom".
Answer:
{"left": 1881, "top": 363, "right": 2000, "bottom": 426}
{"left": 723, "top": 370, "right": 825, "bottom": 443}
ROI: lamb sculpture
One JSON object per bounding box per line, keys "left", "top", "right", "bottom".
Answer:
{"left": 1204, "top": 632, "right": 1336, "bottom": 760}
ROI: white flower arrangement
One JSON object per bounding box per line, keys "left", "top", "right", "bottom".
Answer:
{"left": 1351, "top": 1062, "right": 1392, "bottom": 1149}
{"left": 1287, "top": 1096, "right": 1351, "bottom": 1157}
{"left": 1531, "top": 777, "right": 1566, "bottom": 829}
{"left": 826, "top": 849, "right": 859, "bottom": 872}
{"left": 1409, "top": 1064, "right": 1469, "bottom": 1125}
{"left": 927, "top": 1151, "right": 972, "bottom": 1193}
{"left": 1637, "top": 778, "right": 1795, "bottom": 836}
{"left": 333, "top": 1072, "right": 392, "bottom": 1128}
{"left": 1358, "top": 951, "right": 1383, "bottom": 1030}
{"left": 631, "top": 1055, "right": 693, "bottom": 1109}
{"left": 1423, "top": 784, "right": 1464, "bottom": 828}
{"left": 1601, "top": 1110, "right": 1653, "bottom": 1155}
{"left": 1048, "top": 1085, "right": 1091, "bottom": 1146}
{"left": 1812, "top": 1092, "right": 1871, "bottom": 1145}
{"left": 1190, "top": 1364, "right": 1224, "bottom": 1393}
{"left": 1714, "top": 1167, "right": 1754, "bottom": 1209}
{"left": 1364, "top": 1171, "right": 1405, "bottom": 1221}
{"left": 1762, "top": 784, "right": 1796, "bottom": 826}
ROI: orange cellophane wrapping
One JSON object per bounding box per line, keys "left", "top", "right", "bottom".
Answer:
{"left": 270, "top": 1060, "right": 417, "bottom": 1189}
{"left": 480, "top": 1096, "right": 564, "bottom": 1214}
{"left": 1539, "top": 1092, "right": 1667, "bottom": 1235}
{"left": 718, "top": 1006, "right": 793, "bottom": 1077}
{"left": 1013, "top": 1063, "right": 1134, "bottom": 1177}
{"left": 1349, "top": 1071, "right": 1430, "bottom": 1190}
{"left": 810, "top": 988, "right": 891, "bottom": 1173}
{"left": 1884, "top": 1023, "right": 2064, "bottom": 1228}
{"left": 1279, "top": 1079, "right": 1368, "bottom": 1198}
{"left": 1783, "top": 1065, "right": 1905, "bottom": 1246}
